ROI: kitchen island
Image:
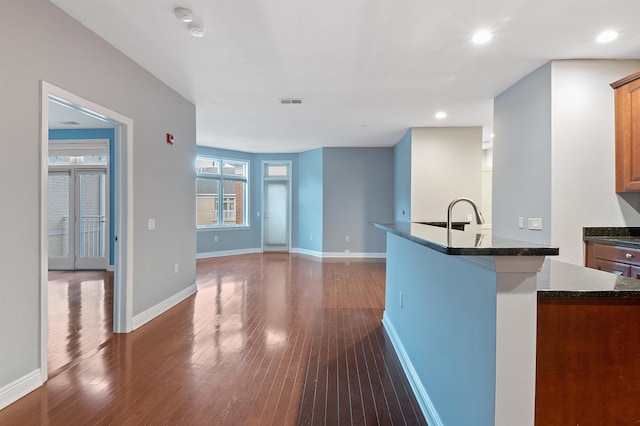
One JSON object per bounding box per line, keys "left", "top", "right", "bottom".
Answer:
{"left": 536, "top": 259, "right": 640, "bottom": 425}
{"left": 373, "top": 221, "right": 558, "bottom": 426}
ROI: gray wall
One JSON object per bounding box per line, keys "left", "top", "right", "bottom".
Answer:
{"left": 0, "top": 0, "right": 196, "bottom": 394}
{"left": 492, "top": 63, "right": 552, "bottom": 244}
{"left": 394, "top": 130, "right": 412, "bottom": 221}
{"left": 322, "top": 147, "right": 394, "bottom": 254}
{"left": 493, "top": 60, "right": 640, "bottom": 264}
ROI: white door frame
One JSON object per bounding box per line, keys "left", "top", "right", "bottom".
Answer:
{"left": 261, "top": 160, "right": 292, "bottom": 252}
{"left": 40, "top": 81, "right": 134, "bottom": 382}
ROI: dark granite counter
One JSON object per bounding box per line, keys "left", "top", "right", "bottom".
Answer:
{"left": 583, "top": 226, "right": 640, "bottom": 249}
{"left": 373, "top": 221, "right": 559, "bottom": 256}
{"left": 537, "top": 258, "right": 640, "bottom": 298}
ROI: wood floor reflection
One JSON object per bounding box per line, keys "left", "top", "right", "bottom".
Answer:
{"left": 1, "top": 254, "right": 426, "bottom": 425}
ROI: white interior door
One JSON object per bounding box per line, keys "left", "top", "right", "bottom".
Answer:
{"left": 263, "top": 180, "right": 289, "bottom": 252}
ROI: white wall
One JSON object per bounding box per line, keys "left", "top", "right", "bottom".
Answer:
{"left": 551, "top": 60, "right": 640, "bottom": 264}
{"left": 0, "top": 0, "right": 196, "bottom": 405}
{"left": 411, "top": 127, "right": 483, "bottom": 223}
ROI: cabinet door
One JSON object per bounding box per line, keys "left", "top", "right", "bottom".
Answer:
{"left": 614, "top": 74, "right": 640, "bottom": 192}
{"left": 631, "top": 267, "right": 640, "bottom": 280}
{"left": 593, "top": 258, "right": 631, "bottom": 277}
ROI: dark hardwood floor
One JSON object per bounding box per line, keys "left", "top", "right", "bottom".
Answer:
{"left": 0, "top": 254, "right": 426, "bottom": 425}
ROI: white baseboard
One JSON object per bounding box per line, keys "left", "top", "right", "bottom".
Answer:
{"left": 382, "top": 313, "right": 443, "bottom": 426}
{"left": 291, "top": 248, "right": 386, "bottom": 259}
{"left": 290, "top": 247, "right": 323, "bottom": 257}
{"left": 198, "top": 248, "right": 386, "bottom": 259}
{"left": 322, "top": 251, "right": 386, "bottom": 259}
{"left": 132, "top": 283, "right": 197, "bottom": 330}
{"left": 196, "top": 248, "right": 262, "bottom": 259}
{"left": 0, "top": 369, "right": 42, "bottom": 411}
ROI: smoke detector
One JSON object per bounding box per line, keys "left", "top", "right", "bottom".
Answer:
{"left": 174, "top": 7, "right": 193, "bottom": 23}
{"left": 188, "top": 24, "right": 205, "bottom": 38}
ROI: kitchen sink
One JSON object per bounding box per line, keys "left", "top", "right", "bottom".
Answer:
{"left": 414, "top": 221, "right": 469, "bottom": 231}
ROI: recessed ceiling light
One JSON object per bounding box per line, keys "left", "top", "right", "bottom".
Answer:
{"left": 188, "top": 24, "right": 205, "bottom": 38}
{"left": 596, "top": 30, "right": 619, "bottom": 43}
{"left": 472, "top": 30, "right": 492, "bottom": 44}
{"left": 174, "top": 7, "right": 194, "bottom": 23}
{"left": 435, "top": 111, "right": 447, "bottom": 119}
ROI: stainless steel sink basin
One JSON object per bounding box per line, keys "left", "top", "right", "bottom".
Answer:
{"left": 414, "top": 221, "right": 468, "bottom": 231}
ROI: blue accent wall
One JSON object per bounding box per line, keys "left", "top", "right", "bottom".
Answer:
{"left": 49, "top": 128, "right": 116, "bottom": 265}
{"left": 393, "top": 129, "right": 412, "bottom": 221}
{"left": 196, "top": 146, "right": 299, "bottom": 254}
{"left": 196, "top": 145, "right": 394, "bottom": 256}
{"left": 384, "top": 233, "right": 497, "bottom": 425}
{"left": 298, "top": 149, "right": 323, "bottom": 252}
{"left": 322, "top": 147, "right": 393, "bottom": 254}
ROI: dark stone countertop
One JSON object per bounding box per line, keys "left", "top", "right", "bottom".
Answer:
{"left": 373, "top": 221, "right": 559, "bottom": 256}
{"left": 583, "top": 227, "right": 640, "bottom": 249}
{"left": 538, "top": 258, "right": 640, "bottom": 298}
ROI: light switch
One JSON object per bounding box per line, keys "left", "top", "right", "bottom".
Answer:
{"left": 148, "top": 218, "right": 156, "bottom": 230}
{"left": 528, "top": 218, "right": 542, "bottom": 230}
{"left": 518, "top": 217, "right": 524, "bottom": 229}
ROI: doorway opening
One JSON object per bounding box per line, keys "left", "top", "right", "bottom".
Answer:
{"left": 48, "top": 139, "right": 110, "bottom": 271}
{"left": 262, "top": 161, "right": 292, "bottom": 252}
{"left": 40, "top": 81, "right": 134, "bottom": 382}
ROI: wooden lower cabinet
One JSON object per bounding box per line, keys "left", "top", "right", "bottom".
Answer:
{"left": 585, "top": 241, "right": 640, "bottom": 277}
{"left": 536, "top": 297, "right": 640, "bottom": 425}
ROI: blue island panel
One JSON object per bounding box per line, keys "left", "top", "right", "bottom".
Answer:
{"left": 383, "top": 232, "right": 497, "bottom": 426}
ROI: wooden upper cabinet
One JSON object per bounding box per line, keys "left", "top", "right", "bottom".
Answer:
{"left": 612, "top": 70, "right": 640, "bottom": 192}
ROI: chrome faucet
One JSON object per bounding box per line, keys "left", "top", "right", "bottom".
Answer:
{"left": 447, "top": 197, "right": 485, "bottom": 231}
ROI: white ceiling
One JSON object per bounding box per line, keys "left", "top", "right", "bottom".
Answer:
{"left": 50, "top": 0, "right": 640, "bottom": 153}
{"left": 49, "top": 100, "right": 114, "bottom": 130}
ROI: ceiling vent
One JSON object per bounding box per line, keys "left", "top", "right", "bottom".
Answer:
{"left": 280, "top": 98, "right": 303, "bottom": 105}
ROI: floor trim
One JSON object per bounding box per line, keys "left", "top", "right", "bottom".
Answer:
{"left": 382, "top": 313, "right": 443, "bottom": 426}
{"left": 196, "top": 248, "right": 262, "bottom": 259}
{"left": 132, "top": 283, "right": 198, "bottom": 330}
{"left": 0, "top": 370, "right": 42, "bottom": 411}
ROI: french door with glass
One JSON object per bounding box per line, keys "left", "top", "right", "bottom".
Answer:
{"left": 48, "top": 168, "right": 108, "bottom": 270}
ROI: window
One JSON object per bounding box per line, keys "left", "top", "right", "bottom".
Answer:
{"left": 196, "top": 156, "right": 248, "bottom": 228}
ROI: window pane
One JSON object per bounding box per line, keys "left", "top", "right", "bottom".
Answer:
{"left": 223, "top": 180, "right": 246, "bottom": 225}
{"left": 48, "top": 173, "right": 70, "bottom": 257}
{"left": 265, "top": 164, "right": 288, "bottom": 177}
{"left": 196, "top": 157, "right": 220, "bottom": 175}
{"left": 81, "top": 154, "right": 108, "bottom": 165}
{"left": 222, "top": 160, "right": 247, "bottom": 177}
{"left": 196, "top": 178, "right": 219, "bottom": 226}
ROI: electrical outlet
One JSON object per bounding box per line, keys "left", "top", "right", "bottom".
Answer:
{"left": 148, "top": 218, "right": 156, "bottom": 230}
{"left": 518, "top": 217, "right": 524, "bottom": 229}
{"left": 345, "top": 235, "right": 350, "bottom": 242}
{"left": 214, "top": 235, "right": 219, "bottom": 242}
{"left": 174, "top": 263, "right": 179, "bottom": 273}
{"left": 345, "top": 249, "right": 350, "bottom": 253}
